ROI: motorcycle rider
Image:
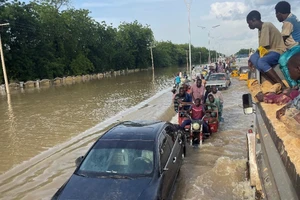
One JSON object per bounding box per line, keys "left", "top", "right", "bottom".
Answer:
{"left": 180, "top": 98, "right": 210, "bottom": 134}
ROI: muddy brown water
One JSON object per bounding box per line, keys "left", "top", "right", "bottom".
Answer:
{"left": 172, "top": 78, "right": 255, "bottom": 200}
{"left": 0, "top": 68, "right": 255, "bottom": 200}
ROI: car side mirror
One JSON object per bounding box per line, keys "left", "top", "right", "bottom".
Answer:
{"left": 75, "top": 156, "right": 84, "bottom": 167}
{"left": 242, "top": 93, "right": 254, "bottom": 114}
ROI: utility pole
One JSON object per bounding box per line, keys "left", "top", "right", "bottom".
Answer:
{"left": 199, "top": 52, "right": 201, "bottom": 66}
{"left": 150, "top": 47, "right": 154, "bottom": 70}
{"left": 208, "top": 31, "right": 211, "bottom": 64}
{"left": 186, "top": 49, "right": 188, "bottom": 73}
{"left": 0, "top": 23, "right": 10, "bottom": 95}
{"left": 197, "top": 25, "right": 220, "bottom": 64}
{"left": 184, "top": 0, "right": 192, "bottom": 74}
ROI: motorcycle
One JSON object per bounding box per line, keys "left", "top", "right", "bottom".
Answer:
{"left": 179, "top": 110, "right": 208, "bottom": 147}
{"left": 188, "top": 115, "right": 207, "bottom": 147}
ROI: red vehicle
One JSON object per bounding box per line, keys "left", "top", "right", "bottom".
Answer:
{"left": 178, "top": 106, "right": 215, "bottom": 147}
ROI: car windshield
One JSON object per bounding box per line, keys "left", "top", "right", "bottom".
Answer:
{"left": 208, "top": 74, "right": 226, "bottom": 81}
{"left": 77, "top": 140, "right": 154, "bottom": 177}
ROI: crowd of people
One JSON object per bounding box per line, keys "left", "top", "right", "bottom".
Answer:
{"left": 172, "top": 71, "right": 225, "bottom": 136}
{"left": 246, "top": 1, "right": 300, "bottom": 106}
{"left": 172, "top": 0, "right": 300, "bottom": 132}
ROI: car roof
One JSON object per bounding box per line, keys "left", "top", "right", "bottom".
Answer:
{"left": 100, "top": 120, "right": 167, "bottom": 141}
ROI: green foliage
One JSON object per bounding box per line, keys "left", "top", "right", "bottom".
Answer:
{"left": 236, "top": 48, "right": 250, "bottom": 55}
{"left": 70, "top": 53, "right": 94, "bottom": 75}
{"left": 0, "top": 0, "right": 220, "bottom": 83}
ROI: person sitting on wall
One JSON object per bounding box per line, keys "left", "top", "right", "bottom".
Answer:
{"left": 246, "top": 10, "right": 287, "bottom": 89}
{"left": 286, "top": 52, "right": 300, "bottom": 110}
{"left": 275, "top": 1, "right": 300, "bottom": 89}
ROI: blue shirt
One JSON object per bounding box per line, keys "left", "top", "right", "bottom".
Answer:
{"left": 175, "top": 76, "right": 181, "bottom": 84}
{"left": 174, "top": 93, "right": 192, "bottom": 112}
{"left": 285, "top": 14, "right": 300, "bottom": 43}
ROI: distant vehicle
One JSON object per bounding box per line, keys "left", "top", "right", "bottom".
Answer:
{"left": 239, "top": 66, "right": 250, "bottom": 81}
{"left": 230, "top": 66, "right": 239, "bottom": 77}
{"left": 206, "top": 73, "right": 231, "bottom": 90}
{"left": 51, "top": 121, "right": 186, "bottom": 200}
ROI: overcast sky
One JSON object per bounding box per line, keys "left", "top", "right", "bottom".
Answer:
{"left": 70, "top": 0, "right": 300, "bottom": 55}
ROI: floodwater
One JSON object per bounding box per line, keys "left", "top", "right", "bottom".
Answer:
{"left": 172, "top": 77, "right": 256, "bottom": 199}
{"left": 0, "top": 66, "right": 255, "bottom": 200}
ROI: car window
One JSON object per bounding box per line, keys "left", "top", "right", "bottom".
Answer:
{"left": 165, "top": 125, "right": 177, "bottom": 144}
{"left": 159, "top": 132, "right": 172, "bottom": 170}
{"left": 77, "top": 140, "right": 154, "bottom": 177}
{"left": 208, "top": 74, "right": 226, "bottom": 81}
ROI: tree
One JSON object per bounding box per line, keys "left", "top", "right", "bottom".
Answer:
{"left": 236, "top": 48, "right": 250, "bottom": 55}
{"left": 0, "top": 0, "right": 222, "bottom": 83}
{"left": 70, "top": 53, "right": 94, "bottom": 75}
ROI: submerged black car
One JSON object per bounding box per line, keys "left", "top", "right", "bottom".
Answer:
{"left": 52, "top": 121, "right": 186, "bottom": 200}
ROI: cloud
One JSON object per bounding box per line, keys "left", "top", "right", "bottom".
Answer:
{"left": 210, "top": 2, "right": 249, "bottom": 20}
{"left": 209, "top": 0, "right": 300, "bottom": 21}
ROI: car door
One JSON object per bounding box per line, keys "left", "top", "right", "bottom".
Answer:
{"left": 164, "top": 125, "right": 183, "bottom": 199}
{"left": 165, "top": 125, "right": 182, "bottom": 173}
{"left": 159, "top": 131, "right": 173, "bottom": 200}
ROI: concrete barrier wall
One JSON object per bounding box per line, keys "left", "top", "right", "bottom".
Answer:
{"left": 0, "top": 68, "right": 151, "bottom": 94}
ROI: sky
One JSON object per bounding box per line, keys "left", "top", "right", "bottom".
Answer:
{"left": 71, "top": 0, "right": 300, "bottom": 55}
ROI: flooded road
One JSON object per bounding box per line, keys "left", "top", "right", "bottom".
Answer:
{"left": 0, "top": 68, "right": 174, "bottom": 175}
{"left": 172, "top": 78, "right": 255, "bottom": 200}
{"left": 0, "top": 66, "right": 255, "bottom": 200}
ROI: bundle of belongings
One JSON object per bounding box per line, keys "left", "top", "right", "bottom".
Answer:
{"left": 248, "top": 79, "right": 300, "bottom": 106}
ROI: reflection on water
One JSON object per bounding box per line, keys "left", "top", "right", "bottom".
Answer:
{"left": 0, "top": 67, "right": 177, "bottom": 174}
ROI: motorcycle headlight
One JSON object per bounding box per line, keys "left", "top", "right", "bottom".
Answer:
{"left": 192, "top": 123, "right": 200, "bottom": 130}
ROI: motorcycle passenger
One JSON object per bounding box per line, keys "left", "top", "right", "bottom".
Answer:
{"left": 190, "top": 78, "right": 205, "bottom": 103}
{"left": 206, "top": 94, "right": 222, "bottom": 122}
{"left": 173, "top": 87, "right": 192, "bottom": 113}
{"left": 182, "top": 83, "right": 191, "bottom": 94}
{"left": 204, "top": 86, "right": 212, "bottom": 104}
{"left": 180, "top": 98, "right": 210, "bottom": 134}
{"left": 209, "top": 86, "right": 224, "bottom": 121}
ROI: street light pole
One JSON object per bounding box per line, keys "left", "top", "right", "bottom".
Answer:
{"left": 184, "top": 0, "right": 192, "bottom": 74}
{"left": 186, "top": 49, "right": 188, "bottom": 73}
{"left": 197, "top": 24, "right": 220, "bottom": 64}
{"left": 199, "top": 52, "right": 201, "bottom": 65}
{"left": 208, "top": 31, "right": 211, "bottom": 64}
{"left": 0, "top": 23, "right": 10, "bottom": 95}
{"left": 150, "top": 47, "right": 154, "bottom": 70}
